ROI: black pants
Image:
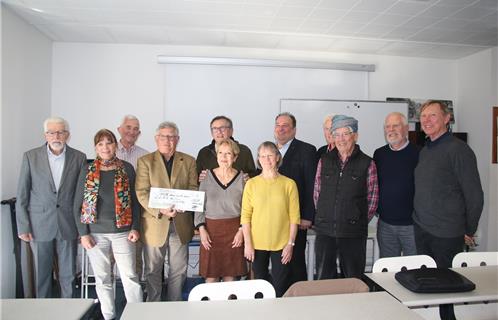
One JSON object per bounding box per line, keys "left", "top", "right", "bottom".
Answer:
{"left": 315, "top": 234, "right": 366, "bottom": 279}
{"left": 288, "top": 229, "right": 308, "bottom": 285}
{"left": 414, "top": 223, "right": 464, "bottom": 320}
{"left": 252, "top": 249, "right": 290, "bottom": 297}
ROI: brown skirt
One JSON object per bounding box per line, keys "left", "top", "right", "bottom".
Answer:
{"left": 199, "top": 217, "right": 247, "bottom": 278}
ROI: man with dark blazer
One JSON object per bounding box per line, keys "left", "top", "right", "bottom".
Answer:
{"left": 274, "top": 112, "right": 317, "bottom": 285}
{"left": 16, "top": 117, "right": 86, "bottom": 298}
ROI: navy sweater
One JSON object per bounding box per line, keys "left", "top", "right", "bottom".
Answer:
{"left": 373, "top": 143, "right": 419, "bottom": 225}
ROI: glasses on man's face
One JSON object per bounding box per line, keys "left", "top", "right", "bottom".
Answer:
{"left": 332, "top": 131, "right": 353, "bottom": 139}
{"left": 45, "top": 130, "right": 67, "bottom": 137}
{"left": 156, "top": 134, "right": 178, "bottom": 141}
{"left": 210, "top": 126, "right": 230, "bottom": 133}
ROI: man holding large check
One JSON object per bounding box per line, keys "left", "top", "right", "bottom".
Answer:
{"left": 135, "top": 121, "right": 198, "bottom": 301}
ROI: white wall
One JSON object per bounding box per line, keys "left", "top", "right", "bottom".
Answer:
{"left": 53, "top": 42, "right": 498, "bottom": 250}
{"left": 51, "top": 43, "right": 456, "bottom": 155}
{"left": 456, "top": 47, "right": 498, "bottom": 251}
{"left": 1, "top": 6, "right": 53, "bottom": 298}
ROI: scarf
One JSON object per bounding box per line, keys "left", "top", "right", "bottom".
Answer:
{"left": 81, "top": 156, "right": 132, "bottom": 228}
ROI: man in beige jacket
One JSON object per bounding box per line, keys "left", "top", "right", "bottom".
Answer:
{"left": 136, "top": 121, "right": 197, "bottom": 301}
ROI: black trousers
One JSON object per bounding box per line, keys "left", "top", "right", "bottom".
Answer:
{"left": 413, "top": 223, "right": 464, "bottom": 268}
{"left": 414, "top": 223, "right": 464, "bottom": 320}
{"left": 252, "top": 249, "right": 290, "bottom": 297}
{"left": 288, "top": 229, "right": 308, "bottom": 285}
{"left": 315, "top": 234, "right": 366, "bottom": 279}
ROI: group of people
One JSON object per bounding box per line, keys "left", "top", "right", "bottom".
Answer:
{"left": 16, "top": 100, "right": 483, "bottom": 319}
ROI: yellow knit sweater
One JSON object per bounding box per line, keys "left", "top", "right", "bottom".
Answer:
{"left": 241, "top": 175, "right": 300, "bottom": 251}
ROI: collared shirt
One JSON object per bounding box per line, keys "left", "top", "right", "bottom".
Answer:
{"left": 277, "top": 138, "right": 293, "bottom": 158}
{"left": 313, "top": 157, "right": 379, "bottom": 221}
{"left": 116, "top": 141, "right": 149, "bottom": 169}
{"left": 389, "top": 139, "right": 409, "bottom": 151}
{"left": 47, "top": 144, "right": 66, "bottom": 191}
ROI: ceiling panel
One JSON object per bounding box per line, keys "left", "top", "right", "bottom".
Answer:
{"left": 277, "top": 35, "right": 334, "bottom": 50}
{"left": 3, "top": 0, "right": 497, "bottom": 59}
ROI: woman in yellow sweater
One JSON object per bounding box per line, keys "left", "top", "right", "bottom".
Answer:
{"left": 241, "top": 141, "right": 300, "bottom": 297}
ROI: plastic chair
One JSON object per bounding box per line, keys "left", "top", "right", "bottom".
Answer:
{"left": 452, "top": 252, "right": 498, "bottom": 319}
{"left": 372, "top": 255, "right": 437, "bottom": 273}
{"left": 188, "top": 279, "right": 276, "bottom": 301}
{"left": 283, "top": 278, "right": 369, "bottom": 297}
{"left": 452, "top": 251, "right": 498, "bottom": 268}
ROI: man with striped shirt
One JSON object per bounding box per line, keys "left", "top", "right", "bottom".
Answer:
{"left": 117, "top": 114, "right": 149, "bottom": 168}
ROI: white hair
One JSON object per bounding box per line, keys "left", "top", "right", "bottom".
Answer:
{"left": 385, "top": 112, "right": 408, "bottom": 126}
{"left": 120, "top": 114, "right": 140, "bottom": 126}
{"left": 156, "top": 121, "right": 179, "bottom": 135}
{"left": 43, "top": 117, "right": 69, "bottom": 132}
{"left": 323, "top": 114, "right": 335, "bottom": 125}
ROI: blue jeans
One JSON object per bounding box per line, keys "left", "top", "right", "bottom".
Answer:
{"left": 377, "top": 219, "right": 416, "bottom": 258}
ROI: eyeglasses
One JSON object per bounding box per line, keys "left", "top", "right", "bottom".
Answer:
{"left": 332, "top": 131, "right": 353, "bottom": 139}
{"left": 156, "top": 134, "right": 179, "bottom": 141}
{"left": 211, "top": 126, "right": 230, "bottom": 133}
{"left": 45, "top": 130, "right": 68, "bottom": 137}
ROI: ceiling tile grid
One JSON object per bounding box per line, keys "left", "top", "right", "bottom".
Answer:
{"left": 4, "top": 0, "right": 498, "bottom": 59}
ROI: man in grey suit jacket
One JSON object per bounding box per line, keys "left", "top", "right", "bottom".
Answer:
{"left": 16, "top": 117, "right": 86, "bottom": 298}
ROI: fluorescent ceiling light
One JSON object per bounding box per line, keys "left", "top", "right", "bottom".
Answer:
{"left": 157, "top": 56, "right": 375, "bottom": 72}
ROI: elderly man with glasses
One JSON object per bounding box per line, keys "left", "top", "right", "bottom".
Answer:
{"left": 16, "top": 116, "right": 86, "bottom": 298}
{"left": 313, "top": 115, "right": 378, "bottom": 280}
{"left": 135, "top": 121, "right": 197, "bottom": 301}
{"left": 196, "top": 115, "right": 256, "bottom": 179}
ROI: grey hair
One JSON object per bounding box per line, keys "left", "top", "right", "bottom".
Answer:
{"left": 385, "top": 112, "right": 408, "bottom": 126}
{"left": 120, "top": 114, "right": 140, "bottom": 125}
{"left": 256, "top": 141, "right": 282, "bottom": 169}
{"left": 43, "top": 117, "right": 69, "bottom": 132}
{"left": 156, "top": 121, "right": 179, "bottom": 136}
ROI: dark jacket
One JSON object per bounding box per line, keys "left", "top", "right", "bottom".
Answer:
{"left": 314, "top": 145, "right": 371, "bottom": 238}
{"left": 196, "top": 138, "right": 257, "bottom": 177}
{"left": 279, "top": 138, "right": 317, "bottom": 222}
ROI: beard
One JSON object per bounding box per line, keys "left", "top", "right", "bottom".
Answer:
{"left": 49, "top": 141, "right": 64, "bottom": 151}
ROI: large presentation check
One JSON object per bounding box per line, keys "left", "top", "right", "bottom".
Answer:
{"left": 148, "top": 188, "right": 205, "bottom": 212}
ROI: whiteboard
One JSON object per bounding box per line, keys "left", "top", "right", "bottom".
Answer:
{"left": 163, "top": 64, "right": 368, "bottom": 158}
{"left": 281, "top": 99, "right": 408, "bottom": 157}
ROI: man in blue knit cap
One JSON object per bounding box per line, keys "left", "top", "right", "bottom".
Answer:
{"left": 313, "top": 115, "right": 378, "bottom": 279}
{"left": 373, "top": 112, "right": 419, "bottom": 258}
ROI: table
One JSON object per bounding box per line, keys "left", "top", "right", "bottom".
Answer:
{"left": 366, "top": 266, "right": 498, "bottom": 307}
{"left": 0, "top": 298, "right": 96, "bottom": 320}
{"left": 121, "top": 291, "right": 424, "bottom": 320}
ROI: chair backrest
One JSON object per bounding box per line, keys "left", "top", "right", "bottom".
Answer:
{"left": 452, "top": 251, "right": 498, "bottom": 268}
{"left": 283, "top": 278, "right": 369, "bottom": 298}
{"left": 372, "top": 255, "right": 437, "bottom": 273}
{"left": 188, "top": 279, "right": 276, "bottom": 301}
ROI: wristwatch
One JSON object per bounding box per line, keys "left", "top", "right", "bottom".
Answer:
{"left": 287, "top": 241, "right": 295, "bottom": 246}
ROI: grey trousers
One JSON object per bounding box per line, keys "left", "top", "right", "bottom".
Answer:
{"left": 377, "top": 219, "right": 417, "bottom": 258}
{"left": 86, "top": 232, "right": 143, "bottom": 320}
{"left": 30, "top": 238, "right": 76, "bottom": 298}
{"left": 143, "top": 224, "right": 188, "bottom": 301}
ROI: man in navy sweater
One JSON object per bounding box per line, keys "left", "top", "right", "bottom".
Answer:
{"left": 373, "top": 112, "right": 419, "bottom": 258}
